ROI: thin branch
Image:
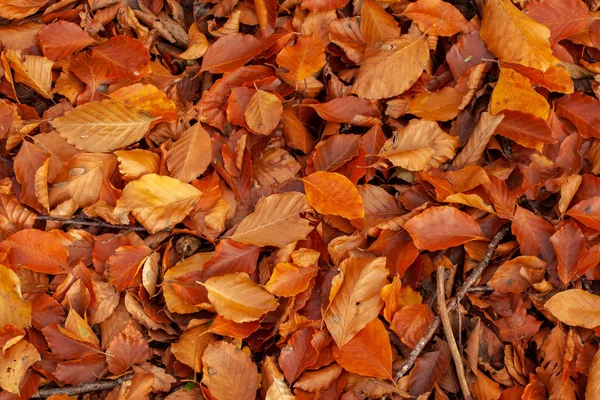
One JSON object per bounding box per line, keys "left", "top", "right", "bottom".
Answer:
{"left": 36, "top": 215, "right": 149, "bottom": 232}
{"left": 437, "top": 265, "right": 472, "bottom": 400}
{"left": 32, "top": 373, "right": 135, "bottom": 398}
{"left": 394, "top": 224, "right": 510, "bottom": 381}
{"left": 467, "top": 286, "right": 495, "bottom": 293}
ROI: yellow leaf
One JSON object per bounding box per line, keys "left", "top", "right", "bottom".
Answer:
{"left": 480, "top": 0, "right": 556, "bottom": 72}
{"left": 5, "top": 49, "right": 53, "bottom": 99}
{"left": 180, "top": 23, "right": 209, "bottom": 59}
{"left": 324, "top": 256, "right": 388, "bottom": 347}
{"left": 114, "top": 149, "right": 160, "bottom": 181}
{"left": 378, "top": 119, "right": 458, "bottom": 171}
{"left": 114, "top": 173, "right": 202, "bottom": 233}
{"left": 0, "top": 339, "right": 39, "bottom": 394}
{"left": 351, "top": 34, "right": 429, "bottom": 100}
{"left": 491, "top": 67, "right": 550, "bottom": 120}
{"left": 52, "top": 100, "right": 153, "bottom": 153}
{"left": 166, "top": 124, "right": 213, "bottom": 183}
{"left": 204, "top": 272, "right": 279, "bottom": 323}
{"left": 109, "top": 83, "right": 177, "bottom": 124}
{"left": 48, "top": 153, "right": 118, "bottom": 208}
{"left": 231, "top": 192, "right": 314, "bottom": 248}
{"left": 0, "top": 264, "right": 31, "bottom": 329}
{"left": 244, "top": 90, "right": 283, "bottom": 135}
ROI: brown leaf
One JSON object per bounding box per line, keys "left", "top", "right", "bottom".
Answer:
{"left": 244, "top": 89, "right": 283, "bottom": 135}
{"left": 408, "top": 341, "right": 451, "bottom": 396}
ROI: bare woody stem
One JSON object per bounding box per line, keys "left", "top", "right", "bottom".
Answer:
{"left": 36, "top": 215, "right": 148, "bottom": 232}
{"left": 32, "top": 373, "right": 135, "bottom": 398}
{"left": 436, "top": 264, "right": 472, "bottom": 400}
{"left": 394, "top": 224, "right": 510, "bottom": 382}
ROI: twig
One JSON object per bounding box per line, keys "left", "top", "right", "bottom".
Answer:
{"left": 467, "top": 286, "right": 494, "bottom": 293}
{"left": 437, "top": 265, "right": 472, "bottom": 400}
{"left": 32, "top": 373, "right": 135, "bottom": 398}
{"left": 37, "top": 215, "right": 149, "bottom": 232}
{"left": 394, "top": 224, "right": 510, "bottom": 381}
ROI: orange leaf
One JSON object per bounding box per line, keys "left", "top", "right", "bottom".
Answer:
{"left": 304, "top": 97, "right": 380, "bottom": 127}
{"left": 0, "top": 0, "right": 46, "bottom": 19}
{"left": 495, "top": 110, "right": 557, "bottom": 150}
{"left": 567, "top": 196, "right": 600, "bottom": 231}
{"left": 106, "top": 245, "right": 152, "bottom": 292}
{"left": 512, "top": 206, "right": 555, "bottom": 262}
{"left": 208, "top": 315, "right": 260, "bottom": 339}
{"left": 404, "top": 206, "right": 485, "bottom": 251}
{"left": 301, "top": 0, "right": 348, "bottom": 12}
{"left": 38, "top": 21, "right": 94, "bottom": 61}
{"left": 491, "top": 67, "right": 550, "bottom": 120}
{"left": 556, "top": 93, "right": 600, "bottom": 138}
{"left": 550, "top": 220, "right": 587, "bottom": 285}
{"left": 303, "top": 171, "right": 364, "bottom": 220}
{"left": 378, "top": 119, "right": 458, "bottom": 171}
{"left": 407, "top": 87, "right": 463, "bottom": 121}
{"left": 109, "top": 83, "right": 177, "bottom": 125}
{"left": 255, "top": 0, "right": 277, "bottom": 37}
{"left": 106, "top": 323, "right": 150, "bottom": 375}
{"left": 525, "top": 0, "right": 592, "bottom": 45}
{"left": 487, "top": 256, "right": 546, "bottom": 293}
{"left": 276, "top": 35, "right": 326, "bottom": 84}
{"left": 403, "top": 0, "right": 469, "bottom": 36}
{"left": 3, "top": 229, "right": 68, "bottom": 274}
{"left": 171, "top": 321, "right": 215, "bottom": 372}
{"left": 265, "top": 262, "right": 318, "bottom": 297}
{"left": 92, "top": 36, "right": 151, "bottom": 81}
{"left": 391, "top": 304, "right": 434, "bottom": 348}
{"left": 294, "top": 364, "right": 342, "bottom": 392}
{"left": 324, "top": 256, "right": 388, "bottom": 347}
{"left": 166, "top": 124, "right": 213, "bottom": 183}
{"left": 480, "top": 0, "right": 555, "bottom": 72}
{"left": 201, "top": 341, "right": 259, "bottom": 400}
{"left": 333, "top": 318, "right": 392, "bottom": 380}
{"left": 201, "top": 33, "right": 275, "bottom": 73}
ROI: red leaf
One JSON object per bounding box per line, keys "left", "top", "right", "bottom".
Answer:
{"left": 550, "top": 220, "right": 587, "bottom": 285}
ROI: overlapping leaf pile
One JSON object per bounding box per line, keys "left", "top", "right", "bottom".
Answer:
{"left": 1, "top": 0, "right": 600, "bottom": 398}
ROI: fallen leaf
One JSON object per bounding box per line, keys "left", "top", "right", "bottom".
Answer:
{"left": 303, "top": 171, "right": 365, "bottom": 220}
{"left": 324, "top": 256, "right": 388, "bottom": 347}
{"left": 204, "top": 272, "right": 279, "bottom": 322}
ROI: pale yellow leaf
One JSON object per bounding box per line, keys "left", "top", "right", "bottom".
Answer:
{"left": 52, "top": 100, "right": 153, "bottom": 152}
{"left": 114, "top": 174, "right": 202, "bottom": 233}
